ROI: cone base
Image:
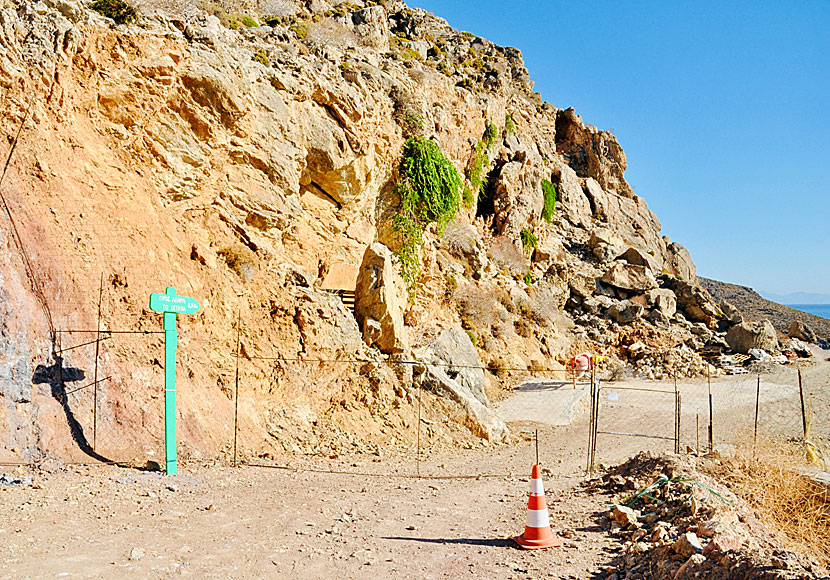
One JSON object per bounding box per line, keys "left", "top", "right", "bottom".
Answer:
{"left": 514, "top": 532, "right": 563, "bottom": 550}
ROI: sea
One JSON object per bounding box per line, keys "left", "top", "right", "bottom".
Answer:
{"left": 787, "top": 304, "right": 830, "bottom": 320}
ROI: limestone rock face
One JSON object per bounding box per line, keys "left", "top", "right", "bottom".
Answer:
{"left": 601, "top": 262, "right": 657, "bottom": 292}
{"left": 350, "top": 5, "right": 390, "bottom": 50}
{"left": 414, "top": 328, "right": 508, "bottom": 442}
{"left": 0, "top": 0, "right": 725, "bottom": 457}
{"left": 726, "top": 320, "right": 779, "bottom": 354}
{"left": 491, "top": 161, "right": 544, "bottom": 237}
{"left": 354, "top": 243, "right": 407, "bottom": 354}
{"left": 554, "top": 108, "right": 633, "bottom": 199}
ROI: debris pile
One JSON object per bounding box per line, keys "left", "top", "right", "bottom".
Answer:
{"left": 591, "top": 453, "right": 825, "bottom": 580}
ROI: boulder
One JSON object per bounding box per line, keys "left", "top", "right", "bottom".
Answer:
{"left": 601, "top": 262, "right": 657, "bottom": 292}
{"left": 673, "top": 532, "right": 703, "bottom": 558}
{"left": 726, "top": 320, "right": 778, "bottom": 354}
{"left": 532, "top": 236, "right": 566, "bottom": 264}
{"left": 646, "top": 308, "right": 670, "bottom": 328}
{"left": 612, "top": 505, "right": 639, "bottom": 527}
{"left": 589, "top": 228, "right": 625, "bottom": 262}
{"left": 665, "top": 241, "right": 696, "bottom": 283}
{"left": 583, "top": 295, "right": 614, "bottom": 315}
{"left": 664, "top": 277, "right": 720, "bottom": 324}
{"left": 607, "top": 300, "right": 644, "bottom": 324}
{"left": 646, "top": 288, "right": 677, "bottom": 318}
{"left": 789, "top": 320, "right": 817, "bottom": 343}
{"left": 293, "top": 288, "right": 363, "bottom": 357}
{"left": 354, "top": 243, "right": 407, "bottom": 354}
{"left": 569, "top": 273, "right": 599, "bottom": 299}
{"left": 618, "top": 246, "right": 660, "bottom": 273}
{"left": 720, "top": 301, "right": 743, "bottom": 325}
{"left": 413, "top": 328, "right": 508, "bottom": 442}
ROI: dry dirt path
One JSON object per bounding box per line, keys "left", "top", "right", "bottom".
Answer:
{"left": 1, "top": 429, "right": 620, "bottom": 580}
{"left": 2, "top": 349, "right": 827, "bottom": 579}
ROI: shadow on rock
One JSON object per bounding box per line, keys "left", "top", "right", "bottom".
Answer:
{"left": 32, "top": 351, "right": 112, "bottom": 464}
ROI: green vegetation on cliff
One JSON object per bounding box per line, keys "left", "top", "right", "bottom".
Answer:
{"left": 393, "top": 137, "right": 463, "bottom": 299}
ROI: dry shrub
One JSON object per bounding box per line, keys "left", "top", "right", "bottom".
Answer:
{"left": 487, "top": 235, "right": 527, "bottom": 276}
{"left": 710, "top": 441, "right": 830, "bottom": 567}
{"left": 442, "top": 222, "right": 478, "bottom": 258}
{"left": 456, "top": 285, "right": 502, "bottom": 334}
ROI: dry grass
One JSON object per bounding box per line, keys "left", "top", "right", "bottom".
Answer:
{"left": 709, "top": 441, "right": 830, "bottom": 567}
{"left": 487, "top": 236, "right": 527, "bottom": 277}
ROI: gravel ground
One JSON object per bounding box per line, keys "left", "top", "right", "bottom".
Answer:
{"left": 2, "top": 348, "right": 827, "bottom": 579}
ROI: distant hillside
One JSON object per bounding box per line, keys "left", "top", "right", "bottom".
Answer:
{"left": 762, "top": 291, "right": 830, "bottom": 305}
{"left": 700, "top": 278, "right": 830, "bottom": 341}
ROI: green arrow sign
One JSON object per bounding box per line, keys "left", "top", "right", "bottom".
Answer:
{"left": 149, "top": 287, "right": 200, "bottom": 475}
{"left": 150, "top": 291, "right": 200, "bottom": 314}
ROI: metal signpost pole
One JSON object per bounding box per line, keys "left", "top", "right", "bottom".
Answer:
{"left": 150, "top": 286, "right": 200, "bottom": 476}
{"left": 164, "top": 307, "right": 177, "bottom": 475}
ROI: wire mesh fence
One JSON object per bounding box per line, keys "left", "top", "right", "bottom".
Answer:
{"left": 587, "top": 365, "right": 829, "bottom": 472}
{"left": 2, "top": 251, "right": 828, "bottom": 479}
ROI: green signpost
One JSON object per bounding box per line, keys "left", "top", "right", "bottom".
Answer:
{"left": 149, "top": 286, "right": 200, "bottom": 475}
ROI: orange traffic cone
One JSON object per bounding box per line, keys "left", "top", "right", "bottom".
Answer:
{"left": 514, "top": 464, "right": 562, "bottom": 549}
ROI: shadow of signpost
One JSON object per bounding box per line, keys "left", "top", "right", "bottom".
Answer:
{"left": 32, "top": 351, "right": 112, "bottom": 463}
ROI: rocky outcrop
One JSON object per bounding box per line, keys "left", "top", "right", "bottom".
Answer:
{"left": 665, "top": 278, "right": 721, "bottom": 325}
{"left": 602, "top": 262, "right": 657, "bottom": 292}
{"left": 491, "top": 160, "right": 544, "bottom": 237}
{"left": 700, "top": 278, "right": 830, "bottom": 345}
{"left": 725, "top": 320, "right": 779, "bottom": 354}
{"left": 354, "top": 243, "right": 407, "bottom": 354}
{"left": 0, "top": 0, "right": 738, "bottom": 459}
{"left": 414, "top": 329, "right": 508, "bottom": 442}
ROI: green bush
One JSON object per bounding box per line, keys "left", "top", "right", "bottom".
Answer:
{"left": 482, "top": 120, "right": 498, "bottom": 148}
{"left": 90, "top": 0, "right": 136, "bottom": 24}
{"left": 252, "top": 49, "right": 269, "bottom": 66}
{"left": 505, "top": 113, "right": 515, "bottom": 135}
{"left": 241, "top": 15, "right": 258, "bottom": 27}
{"left": 462, "top": 186, "right": 475, "bottom": 209}
{"left": 541, "top": 179, "right": 557, "bottom": 223}
{"left": 520, "top": 228, "right": 537, "bottom": 250}
{"left": 393, "top": 137, "right": 463, "bottom": 300}
{"left": 523, "top": 272, "right": 532, "bottom": 287}
{"left": 290, "top": 22, "right": 307, "bottom": 39}
{"left": 467, "top": 120, "right": 498, "bottom": 199}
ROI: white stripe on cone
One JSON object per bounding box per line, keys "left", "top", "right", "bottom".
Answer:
{"left": 530, "top": 478, "right": 544, "bottom": 494}
{"left": 525, "top": 508, "right": 551, "bottom": 528}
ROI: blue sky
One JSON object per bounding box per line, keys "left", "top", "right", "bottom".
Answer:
{"left": 411, "top": 1, "right": 830, "bottom": 296}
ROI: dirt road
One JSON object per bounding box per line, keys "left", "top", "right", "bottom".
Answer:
{"left": 2, "top": 351, "right": 827, "bottom": 579}
{"left": 1, "top": 429, "right": 620, "bottom": 580}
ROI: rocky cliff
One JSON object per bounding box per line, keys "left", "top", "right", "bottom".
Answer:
{"left": 0, "top": 0, "right": 737, "bottom": 462}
